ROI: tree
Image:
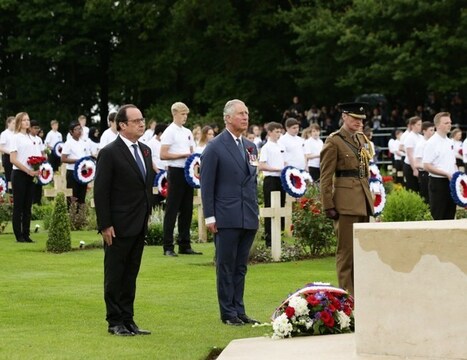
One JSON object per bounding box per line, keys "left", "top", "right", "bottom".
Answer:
{"left": 47, "top": 192, "right": 71, "bottom": 253}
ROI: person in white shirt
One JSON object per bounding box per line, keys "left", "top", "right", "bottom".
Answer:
{"left": 304, "top": 123, "right": 324, "bottom": 182}
{"left": 278, "top": 118, "right": 306, "bottom": 170}
{"left": 450, "top": 128, "right": 463, "bottom": 169}
{"left": 146, "top": 123, "right": 168, "bottom": 208}
{"left": 194, "top": 125, "right": 215, "bottom": 154}
{"left": 0, "top": 116, "right": 16, "bottom": 185}
{"left": 388, "top": 129, "right": 405, "bottom": 184}
{"left": 402, "top": 116, "right": 423, "bottom": 193}
{"left": 414, "top": 121, "right": 435, "bottom": 204}
{"left": 29, "top": 120, "right": 46, "bottom": 205}
{"left": 10, "top": 112, "right": 42, "bottom": 243}
{"left": 99, "top": 112, "right": 119, "bottom": 150}
{"left": 88, "top": 127, "right": 100, "bottom": 158}
{"left": 258, "top": 122, "right": 286, "bottom": 247}
{"left": 140, "top": 119, "right": 156, "bottom": 143}
{"left": 422, "top": 112, "right": 457, "bottom": 220}
{"left": 61, "top": 121, "right": 91, "bottom": 205}
{"left": 66, "top": 115, "right": 89, "bottom": 142}
{"left": 160, "top": 102, "right": 201, "bottom": 256}
{"left": 44, "top": 119, "right": 63, "bottom": 171}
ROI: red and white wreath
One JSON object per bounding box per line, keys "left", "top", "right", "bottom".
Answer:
{"left": 155, "top": 170, "right": 168, "bottom": 197}
{"left": 38, "top": 162, "right": 54, "bottom": 185}
{"left": 184, "top": 153, "right": 201, "bottom": 188}
{"left": 450, "top": 171, "right": 467, "bottom": 207}
{"left": 0, "top": 177, "right": 7, "bottom": 196}
{"left": 53, "top": 141, "right": 64, "bottom": 158}
{"left": 73, "top": 157, "right": 96, "bottom": 185}
{"left": 281, "top": 166, "right": 308, "bottom": 198}
{"left": 369, "top": 178, "right": 386, "bottom": 216}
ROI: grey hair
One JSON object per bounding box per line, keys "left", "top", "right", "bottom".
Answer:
{"left": 223, "top": 99, "right": 245, "bottom": 121}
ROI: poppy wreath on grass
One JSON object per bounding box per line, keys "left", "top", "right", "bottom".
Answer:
{"left": 450, "top": 171, "right": 467, "bottom": 207}
{"left": 38, "top": 162, "right": 54, "bottom": 185}
{"left": 280, "top": 166, "right": 309, "bottom": 198}
{"left": 0, "top": 176, "right": 7, "bottom": 196}
{"left": 184, "top": 153, "right": 201, "bottom": 189}
{"left": 73, "top": 157, "right": 96, "bottom": 185}
{"left": 154, "top": 170, "right": 168, "bottom": 198}
{"left": 53, "top": 141, "right": 64, "bottom": 158}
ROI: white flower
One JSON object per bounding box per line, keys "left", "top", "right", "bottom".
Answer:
{"left": 336, "top": 310, "right": 351, "bottom": 329}
{"left": 288, "top": 296, "right": 309, "bottom": 317}
{"left": 272, "top": 313, "right": 293, "bottom": 339}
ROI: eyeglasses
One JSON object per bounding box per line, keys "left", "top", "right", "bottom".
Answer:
{"left": 127, "top": 118, "right": 145, "bottom": 124}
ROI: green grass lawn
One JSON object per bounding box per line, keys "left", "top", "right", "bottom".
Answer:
{"left": 0, "top": 224, "right": 336, "bottom": 360}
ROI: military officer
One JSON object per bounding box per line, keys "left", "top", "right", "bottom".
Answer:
{"left": 320, "top": 102, "right": 374, "bottom": 296}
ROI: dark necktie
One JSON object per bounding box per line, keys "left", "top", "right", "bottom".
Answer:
{"left": 131, "top": 144, "right": 146, "bottom": 179}
{"left": 236, "top": 138, "right": 245, "bottom": 160}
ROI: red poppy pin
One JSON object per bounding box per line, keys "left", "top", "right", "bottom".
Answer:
{"left": 143, "top": 149, "right": 150, "bottom": 157}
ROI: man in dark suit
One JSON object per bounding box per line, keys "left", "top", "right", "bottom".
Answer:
{"left": 200, "top": 99, "right": 260, "bottom": 326}
{"left": 94, "top": 104, "right": 155, "bottom": 336}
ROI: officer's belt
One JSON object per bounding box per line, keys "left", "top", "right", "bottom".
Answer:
{"left": 335, "top": 170, "right": 361, "bottom": 178}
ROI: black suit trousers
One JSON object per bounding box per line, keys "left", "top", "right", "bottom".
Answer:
{"left": 104, "top": 231, "right": 145, "bottom": 327}
{"left": 11, "top": 170, "right": 34, "bottom": 240}
{"left": 163, "top": 167, "right": 194, "bottom": 251}
{"left": 215, "top": 228, "right": 256, "bottom": 320}
{"left": 428, "top": 176, "right": 456, "bottom": 220}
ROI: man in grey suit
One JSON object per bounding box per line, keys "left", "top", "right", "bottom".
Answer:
{"left": 200, "top": 99, "right": 260, "bottom": 326}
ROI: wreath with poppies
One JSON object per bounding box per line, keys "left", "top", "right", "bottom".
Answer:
{"left": 53, "top": 141, "right": 64, "bottom": 158}
{"left": 154, "top": 170, "right": 168, "bottom": 197}
{"left": 0, "top": 176, "right": 7, "bottom": 196}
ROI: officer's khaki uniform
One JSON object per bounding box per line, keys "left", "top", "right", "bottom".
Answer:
{"left": 320, "top": 127, "right": 374, "bottom": 296}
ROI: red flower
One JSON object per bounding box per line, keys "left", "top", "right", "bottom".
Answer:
{"left": 143, "top": 149, "right": 150, "bottom": 157}
{"left": 310, "top": 205, "right": 321, "bottom": 214}
{"left": 246, "top": 146, "right": 255, "bottom": 154}
{"left": 306, "top": 295, "right": 321, "bottom": 307}
{"left": 382, "top": 175, "right": 393, "bottom": 183}
{"left": 285, "top": 306, "right": 295, "bottom": 318}
{"left": 320, "top": 311, "right": 335, "bottom": 327}
{"left": 27, "top": 156, "right": 47, "bottom": 168}
{"left": 343, "top": 305, "right": 352, "bottom": 316}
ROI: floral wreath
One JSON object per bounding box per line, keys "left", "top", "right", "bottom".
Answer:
{"left": 184, "top": 153, "right": 201, "bottom": 188}
{"left": 0, "top": 176, "right": 7, "bottom": 196}
{"left": 270, "top": 282, "right": 354, "bottom": 339}
{"left": 38, "top": 162, "right": 54, "bottom": 185}
{"left": 449, "top": 171, "right": 467, "bottom": 207}
{"left": 154, "top": 170, "right": 168, "bottom": 197}
{"left": 53, "top": 141, "right": 64, "bottom": 158}
{"left": 73, "top": 157, "right": 96, "bottom": 185}
{"left": 369, "top": 161, "right": 382, "bottom": 182}
{"left": 369, "top": 178, "right": 386, "bottom": 216}
{"left": 280, "top": 166, "right": 308, "bottom": 198}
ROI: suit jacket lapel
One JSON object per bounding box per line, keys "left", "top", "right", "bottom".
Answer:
{"left": 116, "top": 136, "right": 146, "bottom": 183}
{"left": 221, "top": 130, "right": 248, "bottom": 174}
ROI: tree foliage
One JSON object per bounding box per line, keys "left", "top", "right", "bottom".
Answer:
{"left": 46, "top": 192, "right": 71, "bottom": 253}
{"left": 0, "top": 0, "right": 465, "bottom": 130}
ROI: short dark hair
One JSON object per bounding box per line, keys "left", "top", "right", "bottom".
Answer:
{"left": 68, "top": 121, "right": 80, "bottom": 132}
{"left": 30, "top": 119, "right": 40, "bottom": 128}
{"left": 422, "top": 121, "right": 434, "bottom": 132}
{"left": 108, "top": 111, "right": 117, "bottom": 123}
{"left": 285, "top": 117, "right": 300, "bottom": 128}
{"left": 154, "top": 123, "right": 168, "bottom": 136}
{"left": 115, "top": 104, "right": 137, "bottom": 131}
{"left": 266, "top": 122, "right": 282, "bottom": 132}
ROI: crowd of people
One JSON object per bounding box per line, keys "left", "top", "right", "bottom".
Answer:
{"left": 0, "top": 97, "right": 461, "bottom": 335}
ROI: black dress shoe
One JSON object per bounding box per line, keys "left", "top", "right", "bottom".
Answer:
{"left": 24, "top": 237, "right": 35, "bottom": 243}
{"left": 16, "top": 238, "right": 25, "bottom": 243}
{"left": 238, "top": 314, "right": 260, "bottom": 324}
{"left": 222, "top": 317, "right": 245, "bottom": 326}
{"left": 164, "top": 250, "right": 178, "bottom": 257}
{"left": 108, "top": 325, "right": 134, "bottom": 336}
{"left": 125, "top": 323, "right": 151, "bottom": 335}
{"left": 179, "top": 248, "right": 203, "bottom": 255}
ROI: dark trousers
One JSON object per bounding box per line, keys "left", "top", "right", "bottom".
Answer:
{"left": 11, "top": 170, "right": 34, "bottom": 241}
{"left": 308, "top": 166, "right": 320, "bottom": 182}
{"left": 48, "top": 153, "right": 61, "bottom": 172}
{"left": 214, "top": 228, "right": 256, "bottom": 320}
{"left": 163, "top": 167, "right": 194, "bottom": 252}
{"left": 104, "top": 231, "right": 145, "bottom": 327}
{"left": 66, "top": 170, "right": 87, "bottom": 204}
{"left": 403, "top": 163, "right": 419, "bottom": 193}
{"left": 418, "top": 171, "right": 429, "bottom": 205}
{"left": 2, "top": 154, "right": 12, "bottom": 184}
{"left": 394, "top": 159, "right": 404, "bottom": 185}
{"left": 263, "top": 176, "right": 285, "bottom": 247}
{"left": 32, "top": 183, "right": 43, "bottom": 205}
{"left": 428, "top": 176, "right": 456, "bottom": 220}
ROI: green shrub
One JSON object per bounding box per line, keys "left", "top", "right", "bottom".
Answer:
{"left": 69, "top": 201, "right": 88, "bottom": 231}
{"left": 146, "top": 208, "right": 164, "bottom": 246}
{"left": 456, "top": 207, "right": 467, "bottom": 219}
{"left": 0, "top": 200, "right": 12, "bottom": 233}
{"left": 32, "top": 203, "right": 54, "bottom": 221}
{"left": 292, "top": 185, "right": 336, "bottom": 256}
{"left": 381, "top": 188, "right": 432, "bottom": 222}
{"left": 47, "top": 192, "right": 71, "bottom": 253}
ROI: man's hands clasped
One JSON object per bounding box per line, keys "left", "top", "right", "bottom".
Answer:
{"left": 325, "top": 208, "right": 339, "bottom": 220}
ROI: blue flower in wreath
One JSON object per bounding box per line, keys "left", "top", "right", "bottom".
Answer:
{"left": 184, "top": 153, "right": 201, "bottom": 189}
{"left": 53, "top": 141, "right": 64, "bottom": 158}
{"left": 154, "top": 170, "right": 168, "bottom": 197}
{"left": 281, "top": 166, "right": 308, "bottom": 198}
{"left": 73, "top": 157, "right": 96, "bottom": 185}
{"left": 450, "top": 171, "right": 467, "bottom": 207}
